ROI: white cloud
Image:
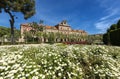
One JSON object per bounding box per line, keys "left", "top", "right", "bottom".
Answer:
{"left": 95, "top": 17, "right": 120, "bottom": 33}
{"left": 95, "top": 0, "right": 120, "bottom": 33}
{"left": 98, "top": 0, "right": 120, "bottom": 21}
{"left": 95, "top": 21, "right": 111, "bottom": 33}
{"left": 100, "top": 8, "right": 119, "bottom": 21}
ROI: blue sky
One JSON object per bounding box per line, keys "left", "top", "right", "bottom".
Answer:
{"left": 0, "top": 0, "right": 120, "bottom": 34}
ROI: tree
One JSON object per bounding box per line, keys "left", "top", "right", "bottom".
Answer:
{"left": 43, "top": 32, "right": 49, "bottom": 42}
{"left": 103, "top": 19, "right": 120, "bottom": 45}
{"left": 117, "top": 19, "right": 120, "bottom": 28}
{"left": 48, "top": 32, "right": 55, "bottom": 44}
{"left": 30, "top": 22, "right": 45, "bottom": 43}
{"left": 36, "top": 32, "right": 43, "bottom": 43}
{"left": 39, "top": 20, "right": 44, "bottom": 24}
{"left": 0, "top": 26, "right": 8, "bottom": 37}
{"left": 23, "top": 31, "right": 31, "bottom": 43}
{"left": 0, "top": 26, "right": 8, "bottom": 44}
{"left": 0, "top": 26, "right": 20, "bottom": 44}
{"left": 109, "top": 24, "right": 117, "bottom": 31}
{"left": 0, "top": 0, "right": 35, "bottom": 44}
{"left": 30, "top": 29, "right": 36, "bottom": 43}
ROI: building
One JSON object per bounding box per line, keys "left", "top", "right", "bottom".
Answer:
{"left": 19, "top": 20, "right": 88, "bottom": 42}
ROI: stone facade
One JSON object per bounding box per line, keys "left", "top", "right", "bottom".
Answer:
{"left": 20, "top": 20, "right": 88, "bottom": 42}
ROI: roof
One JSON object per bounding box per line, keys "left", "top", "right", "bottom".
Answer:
{"left": 45, "top": 26, "right": 57, "bottom": 30}
{"left": 71, "top": 30, "right": 86, "bottom": 33}
{"left": 45, "top": 26, "right": 52, "bottom": 29}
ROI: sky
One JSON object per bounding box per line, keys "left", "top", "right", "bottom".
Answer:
{"left": 0, "top": 0, "right": 120, "bottom": 34}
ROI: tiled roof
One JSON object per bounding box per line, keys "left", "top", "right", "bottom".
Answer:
{"left": 71, "top": 30, "right": 76, "bottom": 32}
{"left": 71, "top": 30, "right": 86, "bottom": 33}
{"left": 20, "top": 21, "right": 88, "bottom": 34}
{"left": 45, "top": 26, "right": 52, "bottom": 29}
{"left": 45, "top": 26, "right": 57, "bottom": 30}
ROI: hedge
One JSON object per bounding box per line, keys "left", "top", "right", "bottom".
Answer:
{"left": 110, "top": 29, "right": 120, "bottom": 46}
{"left": 103, "top": 33, "right": 108, "bottom": 45}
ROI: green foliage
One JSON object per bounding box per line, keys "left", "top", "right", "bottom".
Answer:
{"left": 30, "top": 22, "right": 44, "bottom": 32}
{"left": 14, "top": 29, "right": 20, "bottom": 39}
{"left": 0, "top": 26, "right": 20, "bottom": 45}
{"left": 103, "top": 33, "right": 108, "bottom": 45}
{"left": 87, "top": 34, "right": 103, "bottom": 44}
{"left": 0, "top": 0, "right": 35, "bottom": 19}
{"left": 110, "top": 29, "right": 120, "bottom": 46}
{"left": 48, "top": 32, "right": 55, "bottom": 44}
{"left": 117, "top": 19, "right": 120, "bottom": 28}
{"left": 0, "top": 26, "right": 20, "bottom": 39}
{"left": 0, "top": 26, "right": 10, "bottom": 37}
{"left": 103, "top": 19, "right": 120, "bottom": 46}
{"left": 109, "top": 24, "right": 117, "bottom": 30}
{"left": 25, "top": 22, "right": 45, "bottom": 43}
{"left": 0, "top": 0, "right": 35, "bottom": 44}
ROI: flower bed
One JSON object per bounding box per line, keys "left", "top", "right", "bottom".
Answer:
{"left": 0, "top": 44, "right": 120, "bottom": 79}
{"left": 63, "top": 41, "right": 88, "bottom": 45}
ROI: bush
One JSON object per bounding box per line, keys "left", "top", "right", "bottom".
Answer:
{"left": 110, "top": 29, "right": 120, "bottom": 46}
{"left": 103, "top": 33, "right": 108, "bottom": 45}
{"left": 103, "top": 19, "right": 120, "bottom": 46}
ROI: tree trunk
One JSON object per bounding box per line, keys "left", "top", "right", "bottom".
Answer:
{"left": 5, "top": 9, "right": 15, "bottom": 44}
{"left": 10, "top": 19, "right": 15, "bottom": 44}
